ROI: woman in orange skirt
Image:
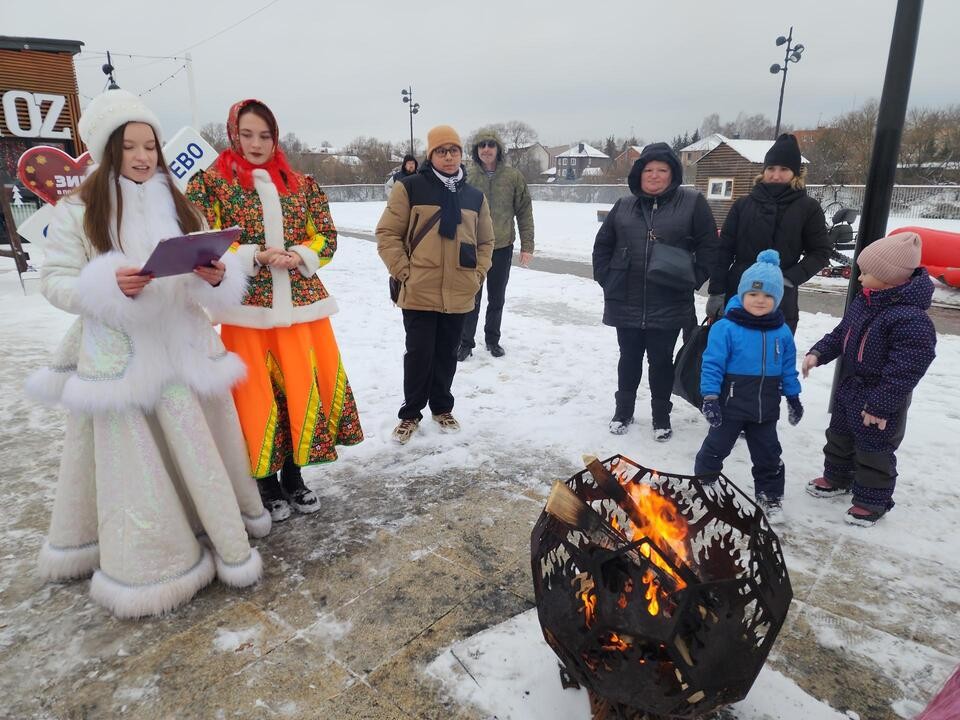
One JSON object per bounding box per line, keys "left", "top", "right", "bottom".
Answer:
{"left": 187, "top": 99, "right": 363, "bottom": 521}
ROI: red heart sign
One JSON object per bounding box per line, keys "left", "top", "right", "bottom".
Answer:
{"left": 17, "top": 146, "right": 94, "bottom": 205}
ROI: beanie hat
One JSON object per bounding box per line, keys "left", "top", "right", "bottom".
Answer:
{"left": 738, "top": 249, "right": 785, "bottom": 308}
{"left": 763, "top": 133, "right": 802, "bottom": 176}
{"left": 78, "top": 89, "right": 163, "bottom": 164}
{"left": 856, "top": 231, "right": 922, "bottom": 285}
{"left": 426, "top": 125, "right": 462, "bottom": 160}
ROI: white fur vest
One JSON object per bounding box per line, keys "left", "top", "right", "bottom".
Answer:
{"left": 26, "top": 172, "right": 248, "bottom": 413}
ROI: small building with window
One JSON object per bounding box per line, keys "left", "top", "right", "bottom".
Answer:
{"left": 554, "top": 142, "right": 610, "bottom": 181}
{"left": 693, "top": 138, "right": 809, "bottom": 224}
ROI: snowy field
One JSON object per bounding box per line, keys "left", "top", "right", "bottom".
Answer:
{"left": 330, "top": 200, "right": 960, "bottom": 308}
{"left": 2, "top": 218, "right": 959, "bottom": 718}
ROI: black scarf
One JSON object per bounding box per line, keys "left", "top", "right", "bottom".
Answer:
{"left": 431, "top": 166, "right": 463, "bottom": 240}
{"left": 726, "top": 306, "right": 786, "bottom": 330}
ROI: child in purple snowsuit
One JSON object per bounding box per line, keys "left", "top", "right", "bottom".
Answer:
{"left": 803, "top": 231, "right": 936, "bottom": 526}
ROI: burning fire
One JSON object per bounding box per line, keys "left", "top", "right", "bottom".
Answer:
{"left": 623, "top": 480, "right": 691, "bottom": 615}
{"left": 574, "top": 573, "right": 598, "bottom": 627}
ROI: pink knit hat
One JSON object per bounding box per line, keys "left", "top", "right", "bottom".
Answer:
{"left": 856, "top": 231, "right": 922, "bottom": 285}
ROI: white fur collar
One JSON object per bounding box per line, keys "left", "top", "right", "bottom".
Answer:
{"left": 111, "top": 172, "right": 182, "bottom": 263}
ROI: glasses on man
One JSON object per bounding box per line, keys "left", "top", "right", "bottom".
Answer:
{"left": 477, "top": 140, "right": 498, "bottom": 149}
{"left": 434, "top": 146, "right": 462, "bottom": 157}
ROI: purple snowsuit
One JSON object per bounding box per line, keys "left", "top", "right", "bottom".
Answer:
{"left": 809, "top": 268, "right": 936, "bottom": 514}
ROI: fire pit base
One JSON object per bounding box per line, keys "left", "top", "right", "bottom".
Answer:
{"left": 588, "top": 690, "right": 672, "bottom": 720}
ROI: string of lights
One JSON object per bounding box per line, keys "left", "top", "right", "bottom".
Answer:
{"left": 138, "top": 65, "right": 189, "bottom": 97}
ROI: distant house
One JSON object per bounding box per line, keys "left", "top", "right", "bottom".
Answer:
{"left": 792, "top": 128, "right": 828, "bottom": 148}
{"left": 693, "top": 139, "right": 810, "bottom": 224}
{"left": 678, "top": 133, "right": 727, "bottom": 184}
{"left": 554, "top": 142, "right": 610, "bottom": 180}
{"left": 302, "top": 148, "right": 362, "bottom": 166}
{"left": 507, "top": 142, "right": 550, "bottom": 178}
{"left": 612, "top": 145, "right": 646, "bottom": 175}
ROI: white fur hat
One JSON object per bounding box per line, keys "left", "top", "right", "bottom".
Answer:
{"left": 78, "top": 89, "right": 163, "bottom": 163}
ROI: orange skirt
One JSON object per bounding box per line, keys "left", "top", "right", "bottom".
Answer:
{"left": 221, "top": 319, "right": 363, "bottom": 478}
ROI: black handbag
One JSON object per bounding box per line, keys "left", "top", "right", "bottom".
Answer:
{"left": 672, "top": 319, "right": 712, "bottom": 408}
{"left": 647, "top": 238, "right": 696, "bottom": 291}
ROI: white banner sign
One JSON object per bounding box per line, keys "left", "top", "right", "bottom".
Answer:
{"left": 164, "top": 127, "right": 217, "bottom": 191}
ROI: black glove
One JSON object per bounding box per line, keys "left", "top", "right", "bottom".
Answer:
{"left": 702, "top": 396, "right": 722, "bottom": 428}
{"left": 787, "top": 396, "right": 803, "bottom": 426}
{"left": 705, "top": 294, "right": 726, "bottom": 319}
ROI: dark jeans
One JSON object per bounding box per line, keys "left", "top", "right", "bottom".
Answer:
{"left": 695, "top": 417, "right": 785, "bottom": 499}
{"left": 823, "top": 388, "right": 910, "bottom": 513}
{"left": 614, "top": 326, "right": 681, "bottom": 427}
{"left": 399, "top": 309, "right": 466, "bottom": 421}
{"left": 461, "top": 244, "right": 513, "bottom": 349}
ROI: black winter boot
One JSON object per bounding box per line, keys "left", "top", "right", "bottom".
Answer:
{"left": 258, "top": 474, "right": 292, "bottom": 522}
{"left": 280, "top": 457, "right": 320, "bottom": 514}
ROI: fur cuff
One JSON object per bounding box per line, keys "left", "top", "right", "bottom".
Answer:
{"left": 89, "top": 547, "right": 216, "bottom": 619}
{"left": 37, "top": 540, "right": 100, "bottom": 581}
{"left": 186, "top": 250, "right": 248, "bottom": 314}
{"left": 25, "top": 367, "right": 72, "bottom": 405}
{"left": 214, "top": 548, "right": 262, "bottom": 588}
{"left": 233, "top": 244, "right": 259, "bottom": 277}
{"left": 289, "top": 245, "right": 320, "bottom": 277}
{"left": 76, "top": 251, "right": 160, "bottom": 329}
{"left": 242, "top": 509, "right": 272, "bottom": 538}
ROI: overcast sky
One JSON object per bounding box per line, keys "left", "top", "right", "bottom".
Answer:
{"left": 6, "top": 0, "right": 959, "bottom": 151}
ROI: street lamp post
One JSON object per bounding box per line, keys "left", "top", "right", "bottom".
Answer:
{"left": 400, "top": 86, "right": 420, "bottom": 156}
{"left": 769, "top": 27, "right": 805, "bottom": 138}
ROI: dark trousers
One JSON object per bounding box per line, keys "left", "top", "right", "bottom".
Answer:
{"left": 399, "top": 309, "right": 466, "bottom": 420}
{"left": 695, "top": 417, "right": 785, "bottom": 499}
{"left": 823, "top": 388, "right": 910, "bottom": 513}
{"left": 461, "top": 244, "right": 513, "bottom": 349}
{"left": 614, "top": 326, "right": 681, "bottom": 427}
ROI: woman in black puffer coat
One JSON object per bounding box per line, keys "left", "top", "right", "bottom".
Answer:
{"left": 593, "top": 143, "right": 718, "bottom": 440}
{"left": 707, "top": 134, "right": 831, "bottom": 334}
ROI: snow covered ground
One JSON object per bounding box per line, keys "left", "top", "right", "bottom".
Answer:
{"left": 2, "top": 212, "right": 959, "bottom": 717}
{"left": 330, "top": 200, "right": 960, "bottom": 308}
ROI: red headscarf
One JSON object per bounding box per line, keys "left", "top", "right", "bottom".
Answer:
{"left": 213, "top": 98, "right": 302, "bottom": 195}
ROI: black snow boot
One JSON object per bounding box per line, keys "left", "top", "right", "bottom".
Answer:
{"left": 280, "top": 457, "right": 320, "bottom": 514}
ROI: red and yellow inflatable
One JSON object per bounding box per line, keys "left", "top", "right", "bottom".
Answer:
{"left": 889, "top": 226, "right": 960, "bottom": 289}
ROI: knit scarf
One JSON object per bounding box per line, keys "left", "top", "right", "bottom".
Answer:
{"left": 726, "top": 306, "right": 786, "bottom": 330}
{"left": 432, "top": 166, "right": 463, "bottom": 240}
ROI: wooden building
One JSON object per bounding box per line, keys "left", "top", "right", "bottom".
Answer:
{"left": 0, "top": 36, "right": 85, "bottom": 188}
{"left": 693, "top": 139, "right": 809, "bottom": 225}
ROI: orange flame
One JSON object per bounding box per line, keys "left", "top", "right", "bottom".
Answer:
{"left": 574, "top": 573, "right": 597, "bottom": 628}
{"left": 621, "top": 480, "right": 690, "bottom": 615}
{"left": 601, "top": 632, "right": 632, "bottom": 652}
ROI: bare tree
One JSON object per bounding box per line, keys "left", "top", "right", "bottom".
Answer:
{"left": 199, "top": 122, "right": 228, "bottom": 151}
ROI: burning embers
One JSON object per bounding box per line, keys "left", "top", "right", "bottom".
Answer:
{"left": 531, "top": 455, "right": 792, "bottom": 719}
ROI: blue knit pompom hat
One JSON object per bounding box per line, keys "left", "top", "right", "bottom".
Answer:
{"left": 738, "top": 249, "right": 784, "bottom": 308}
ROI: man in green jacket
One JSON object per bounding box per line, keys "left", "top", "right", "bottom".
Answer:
{"left": 457, "top": 129, "right": 535, "bottom": 360}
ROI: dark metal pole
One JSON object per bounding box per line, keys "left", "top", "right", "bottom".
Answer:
{"left": 408, "top": 86, "right": 415, "bottom": 156}
{"left": 828, "top": 0, "right": 924, "bottom": 404}
{"left": 774, "top": 27, "right": 792, "bottom": 137}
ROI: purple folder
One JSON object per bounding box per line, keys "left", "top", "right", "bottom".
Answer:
{"left": 138, "top": 227, "right": 242, "bottom": 278}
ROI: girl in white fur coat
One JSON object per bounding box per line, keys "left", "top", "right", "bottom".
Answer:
{"left": 26, "top": 89, "right": 271, "bottom": 619}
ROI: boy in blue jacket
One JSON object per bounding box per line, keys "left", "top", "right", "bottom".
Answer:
{"left": 694, "top": 250, "right": 803, "bottom": 522}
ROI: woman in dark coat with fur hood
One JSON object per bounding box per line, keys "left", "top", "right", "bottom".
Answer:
{"left": 707, "top": 134, "right": 831, "bottom": 334}
{"left": 593, "top": 143, "right": 718, "bottom": 440}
